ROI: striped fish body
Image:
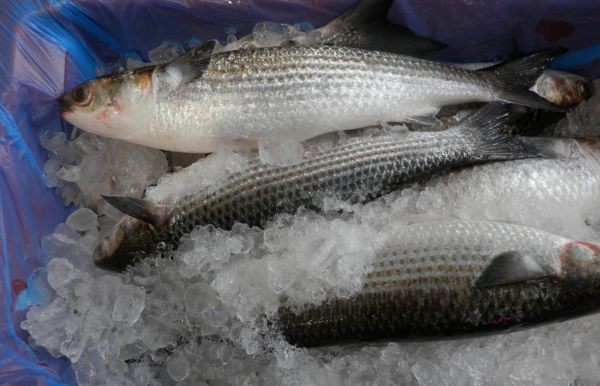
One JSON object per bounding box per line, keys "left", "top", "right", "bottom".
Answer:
{"left": 95, "top": 105, "right": 540, "bottom": 271}
{"left": 278, "top": 220, "right": 600, "bottom": 347}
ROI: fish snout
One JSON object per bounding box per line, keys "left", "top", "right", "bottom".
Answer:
{"left": 59, "top": 97, "right": 73, "bottom": 117}
{"left": 93, "top": 219, "right": 128, "bottom": 270}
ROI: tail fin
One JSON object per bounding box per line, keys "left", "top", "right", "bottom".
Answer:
{"left": 320, "top": 0, "right": 447, "bottom": 55}
{"left": 457, "top": 103, "right": 547, "bottom": 161}
{"left": 480, "top": 48, "right": 569, "bottom": 113}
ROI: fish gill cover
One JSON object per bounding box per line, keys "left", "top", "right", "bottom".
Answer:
{"left": 1, "top": 0, "right": 600, "bottom": 385}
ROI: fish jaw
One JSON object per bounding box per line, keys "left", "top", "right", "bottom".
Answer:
{"left": 62, "top": 86, "right": 155, "bottom": 141}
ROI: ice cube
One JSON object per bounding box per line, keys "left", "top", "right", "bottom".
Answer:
{"left": 57, "top": 164, "right": 82, "bottom": 182}
{"left": 258, "top": 139, "right": 304, "bottom": 167}
{"left": 78, "top": 229, "right": 100, "bottom": 252}
{"left": 77, "top": 153, "right": 110, "bottom": 192}
{"left": 27, "top": 267, "right": 56, "bottom": 306}
{"left": 124, "top": 57, "right": 149, "bottom": 70}
{"left": 66, "top": 208, "right": 99, "bottom": 232}
{"left": 60, "top": 183, "right": 81, "bottom": 206}
{"left": 111, "top": 286, "right": 146, "bottom": 327}
{"left": 41, "top": 232, "right": 92, "bottom": 270}
{"left": 294, "top": 21, "right": 315, "bottom": 32}
{"left": 40, "top": 130, "right": 66, "bottom": 152}
{"left": 43, "top": 158, "right": 62, "bottom": 187}
{"left": 22, "top": 298, "right": 71, "bottom": 356}
{"left": 166, "top": 351, "right": 190, "bottom": 382}
{"left": 412, "top": 359, "right": 451, "bottom": 386}
{"left": 70, "top": 132, "right": 106, "bottom": 155}
{"left": 107, "top": 140, "right": 168, "bottom": 197}
{"left": 56, "top": 145, "right": 82, "bottom": 165}
{"left": 46, "top": 258, "right": 78, "bottom": 290}
{"left": 185, "top": 37, "right": 202, "bottom": 49}
{"left": 148, "top": 41, "right": 184, "bottom": 63}
{"left": 54, "top": 222, "right": 80, "bottom": 241}
{"left": 224, "top": 26, "right": 238, "bottom": 45}
{"left": 146, "top": 150, "right": 247, "bottom": 205}
{"left": 252, "top": 22, "right": 301, "bottom": 48}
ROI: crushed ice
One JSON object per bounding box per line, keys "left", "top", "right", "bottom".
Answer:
{"left": 24, "top": 31, "right": 600, "bottom": 386}
{"left": 26, "top": 122, "right": 600, "bottom": 385}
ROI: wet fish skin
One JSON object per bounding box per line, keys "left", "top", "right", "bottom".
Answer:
{"left": 278, "top": 220, "right": 600, "bottom": 347}
{"left": 414, "top": 138, "right": 600, "bottom": 238}
{"left": 94, "top": 105, "right": 541, "bottom": 270}
{"left": 61, "top": 42, "right": 565, "bottom": 153}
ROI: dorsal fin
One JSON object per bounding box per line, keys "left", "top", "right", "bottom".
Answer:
{"left": 102, "top": 195, "right": 171, "bottom": 229}
{"left": 474, "top": 251, "right": 556, "bottom": 287}
{"left": 163, "top": 40, "right": 216, "bottom": 87}
{"left": 319, "top": 0, "right": 446, "bottom": 55}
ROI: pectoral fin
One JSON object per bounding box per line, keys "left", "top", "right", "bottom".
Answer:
{"left": 474, "top": 251, "right": 556, "bottom": 287}
{"left": 164, "top": 40, "right": 216, "bottom": 87}
{"left": 102, "top": 195, "right": 171, "bottom": 229}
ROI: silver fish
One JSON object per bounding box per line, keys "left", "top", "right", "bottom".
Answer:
{"left": 93, "top": 104, "right": 542, "bottom": 270}
{"left": 60, "top": 41, "right": 566, "bottom": 153}
{"left": 278, "top": 219, "right": 600, "bottom": 347}
{"left": 414, "top": 137, "right": 600, "bottom": 239}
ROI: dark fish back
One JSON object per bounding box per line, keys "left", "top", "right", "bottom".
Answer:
{"left": 278, "top": 280, "right": 600, "bottom": 347}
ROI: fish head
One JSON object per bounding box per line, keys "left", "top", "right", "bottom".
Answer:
{"left": 93, "top": 216, "right": 162, "bottom": 271}
{"left": 534, "top": 70, "right": 593, "bottom": 107}
{"left": 60, "top": 67, "right": 154, "bottom": 140}
{"left": 560, "top": 240, "right": 600, "bottom": 280}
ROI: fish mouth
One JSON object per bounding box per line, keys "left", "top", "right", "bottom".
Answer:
{"left": 59, "top": 99, "right": 72, "bottom": 117}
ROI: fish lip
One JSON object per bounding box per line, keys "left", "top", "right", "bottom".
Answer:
{"left": 59, "top": 98, "right": 72, "bottom": 117}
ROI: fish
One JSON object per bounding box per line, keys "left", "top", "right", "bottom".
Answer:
{"left": 531, "top": 70, "right": 593, "bottom": 108}
{"left": 411, "top": 69, "right": 592, "bottom": 134}
{"left": 60, "top": 39, "right": 567, "bottom": 153}
{"left": 542, "top": 79, "right": 600, "bottom": 139}
{"left": 452, "top": 63, "right": 592, "bottom": 108}
{"left": 414, "top": 137, "right": 600, "bottom": 239}
{"left": 93, "top": 104, "right": 543, "bottom": 270}
{"left": 277, "top": 219, "right": 600, "bottom": 347}
{"left": 233, "top": 0, "right": 447, "bottom": 55}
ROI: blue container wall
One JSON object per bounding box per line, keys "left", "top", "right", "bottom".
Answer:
{"left": 1, "top": 1, "right": 600, "bottom": 384}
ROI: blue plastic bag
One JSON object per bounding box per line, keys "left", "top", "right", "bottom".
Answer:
{"left": 1, "top": 1, "right": 599, "bottom": 384}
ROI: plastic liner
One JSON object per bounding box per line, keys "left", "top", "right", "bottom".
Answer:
{"left": 1, "top": 1, "right": 599, "bottom": 384}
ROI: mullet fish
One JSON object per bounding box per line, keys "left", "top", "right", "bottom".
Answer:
{"left": 60, "top": 37, "right": 566, "bottom": 152}
{"left": 278, "top": 220, "right": 600, "bottom": 347}
{"left": 92, "top": 104, "right": 543, "bottom": 270}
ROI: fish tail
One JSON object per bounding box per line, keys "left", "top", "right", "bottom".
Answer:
{"left": 481, "top": 47, "right": 569, "bottom": 113}
{"left": 459, "top": 103, "right": 547, "bottom": 161}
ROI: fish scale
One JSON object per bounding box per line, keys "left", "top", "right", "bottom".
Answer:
{"left": 154, "top": 45, "right": 505, "bottom": 142}
{"left": 167, "top": 133, "right": 466, "bottom": 241}
{"left": 278, "top": 220, "right": 600, "bottom": 347}
{"left": 96, "top": 105, "right": 542, "bottom": 270}
{"left": 62, "top": 28, "right": 565, "bottom": 152}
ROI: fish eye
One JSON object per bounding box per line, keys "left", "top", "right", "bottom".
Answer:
{"left": 71, "top": 85, "right": 92, "bottom": 106}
